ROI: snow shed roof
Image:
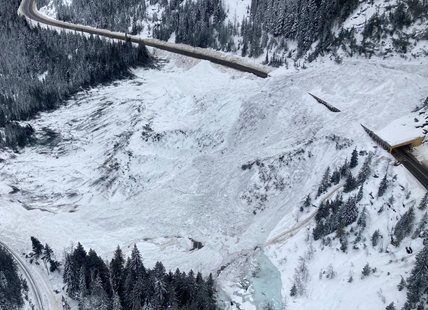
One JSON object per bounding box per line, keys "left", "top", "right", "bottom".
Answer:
{"left": 376, "top": 116, "right": 425, "bottom": 148}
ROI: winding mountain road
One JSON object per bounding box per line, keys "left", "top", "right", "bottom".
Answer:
{"left": 0, "top": 241, "right": 45, "bottom": 310}
{"left": 265, "top": 182, "right": 344, "bottom": 246}
{"left": 18, "top": 0, "right": 269, "bottom": 78}
{"left": 392, "top": 147, "right": 428, "bottom": 190}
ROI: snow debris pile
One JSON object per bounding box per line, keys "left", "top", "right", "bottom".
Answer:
{"left": 1, "top": 56, "right": 428, "bottom": 309}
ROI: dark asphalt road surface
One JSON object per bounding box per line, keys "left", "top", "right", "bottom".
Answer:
{"left": 20, "top": 0, "right": 269, "bottom": 78}
{"left": 392, "top": 147, "right": 428, "bottom": 190}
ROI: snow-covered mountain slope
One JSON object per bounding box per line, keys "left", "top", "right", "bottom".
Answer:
{"left": 1, "top": 53, "right": 428, "bottom": 309}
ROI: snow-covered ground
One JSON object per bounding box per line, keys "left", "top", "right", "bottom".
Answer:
{"left": 2, "top": 51, "right": 428, "bottom": 309}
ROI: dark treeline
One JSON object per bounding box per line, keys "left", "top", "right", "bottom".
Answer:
{"left": 0, "top": 246, "right": 24, "bottom": 310}
{"left": 54, "top": 0, "right": 428, "bottom": 65}
{"left": 0, "top": 0, "right": 152, "bottom": 149}
{"left": 55, "top": 0, "right": 229, "bottom": 50}
{"left": 54, "top": 0, "right": 147, "bottom": 34}
{"left": 63, "top": 243, "right": 217, "bottom": 310}
{"left": 241, "top": 0, "right": 360, "bottom": 59}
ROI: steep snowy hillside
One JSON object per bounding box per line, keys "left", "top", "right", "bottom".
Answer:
{"left": 1, "top": 52, "right": 428, "bottom": 309}
{"left": 45, "top": 0, "right": 428, "bottom": 64}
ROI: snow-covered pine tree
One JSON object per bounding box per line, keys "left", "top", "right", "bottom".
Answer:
{"left": 378, "top": 174, "right": 388, "bottom": 198}
{"left": 130, "top": 244, "right": 144, "bottom": 273}
{"left": 78, "top": 266, "right": 87, "bottom": 309}
{"left": 110, "top": 246, "right": 125, "bottom": 294}
{"left": 356, "top": 184, "right": 364, "bottom": 202}
{"left": 42, "top": 244, "right": 53, "bottom": 263}
{"left": 404, "top": 242, "right": 428, "bottom": 308}
{"left": 361, "top": 263, "right": 371, "bottom": 278}
{"left": 340, "top": 196, "right": 358, "bottom": 226}
{"left": 412, "top": 212, "right": 428, "bottom": 239}
{"left": 357, "top": 207, "right": 367, "bottom": 229}
{"left": 392, "top": 206, "right": 415, "bottom": 246}
{"left": 418, "top": 192, "right": 428, "bottom": 210}
{"left": 371, "top": 229, "right": 381, "bottom": 247}
{"left": 63, "top": 253, "right": 79, "bottom": 298}
{"left": 350, "top": 149, "right": 358, "bottom": 168}
{"left": 112, "top": 291, "right": 122, "bottom": 310}
{"left": 357, "top": 152, "right": 372, "bottom": 184}
{"left": 343, "top": 174, "right": 357, "bottom": 193}
{"left": 340, "top": 159, "right": 350, "bottom": 177}
{"left": 385, "top": 302, "right": 396, "bottom": 310}
{"left": 30, "top": 237, "right": 44, "bottom": 259}
{"left": 398, "top": 276, "right": 406, "bottom": 291}
{"left": 290, "top": 283, "right": 297, "bottom": 296}
{"left": 317, "top": 166, "right": 331, "bottom": 196}
{"left": 330, "top": 169, "right": 341, "bottom": 185}
{"left": 0, "top": 245, "right": 24, "bottom": 309}
{"left": 87, "top": 274, "right": 109, "bottom": 310}
{"left": 303, "top": 194, "right": 312, "bottom": 208}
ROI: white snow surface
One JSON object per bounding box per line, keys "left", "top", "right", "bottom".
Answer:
{"left": 377, "top": 113, "right": 425, "bottom": 146}
{"left": 2, "top": 53, "right": 428, "bottom": 309}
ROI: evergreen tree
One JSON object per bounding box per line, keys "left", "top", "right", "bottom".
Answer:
{"left": 350, "top": 149, "right": 358, "bottom": 168}
{"left": 412, "top": 212, "right": 428, "bottom": 239}
{"left": 356, "top": 184, "right": 364, "bottom": 202}
{"left": 0, "top": 246, "right": 24, "bottom": 309}
{"left": 405, "top": 242, "right": 428, "bottom": 308}
{"left": 371, "top": 229, "right": 381, "bottom": 247}
{"left": 393, "top": 207, "right": 415, "bottom": 246}
{"left": 340, "top": 197, "right": 358, "bottom": 226}
{"left": 340, "top": 234, "right": 348, "bottom": 252}
{"left": 343, "top": 174, "right": 357, "bottom": 193}
{"left": 110, "top": 246, "right": 125, "bottom": 295}
{"left": 377, "top": 174, "right": 388, "bottom": 198}
{"left": 340, "top": 159, "right": 350, "bottom": 177}
{"left": 303, "top": 194, "right": 312, "bottom": 208}
{"left": 330, "top": 170, "right": 341, "bottom": 185}
{"left": 385, "top": 302, "right": 396, "bottom": 310}
{"left": 357, "top": 207, "right": 367, "bottom": 229}
{"left": 398, "top": 276, "right": 406, "bottom": 291}
{"left": 112, "top": 291, "right": 122, "bottom": 310}
{"left": 418, "top": 192, "right": 428, "bottom": 210}
{"left": 30, "top": 236, "right": 44, "bottom": 259}
{"left": 42, "top": 243, "right": 53, "bottom": 263}
{"left": 290, "top": 283, "right": 297, "bottom": 296}
{"left": 317, "top": 166, "right": 331, "bottom": 196}
{"left": 130, "top": 244, "right": 144, "bottom": 273}
{"left": 78, "top": 266, "right": 87, "bottom": 308}
{"left": 357, "top": 153, "right": 372, "bottom": 184}
{"left": 87, "top": 274, "right": 109, "bottom": 310}
{"left": 361, "top": 263, "right": 371, "bottom": 278}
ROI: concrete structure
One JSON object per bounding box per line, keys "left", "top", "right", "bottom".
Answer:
{"left": 376, "top": 118, "right": 425, "bottom": 153}
{"left": 361, "top": 124, "right": 424, "bottom": 153}
{"left": 387, "top": 136, "right": 425, "bottom": 152}
{"left": 308, "top": 93, "right": 341, "bottom": 113}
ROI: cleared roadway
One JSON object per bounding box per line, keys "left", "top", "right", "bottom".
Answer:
{"left": 392, "top": 147, "right": 428, "bottom": 190}
{"left": 19, "top": 0, "right": 269, "bottom": 78}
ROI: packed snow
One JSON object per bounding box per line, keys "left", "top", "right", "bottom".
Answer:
{"left": 377, "top": 113, "right": 425, "bottom": 147}
{"left": 2, "top": 49, "right": 428, "bottom": 309}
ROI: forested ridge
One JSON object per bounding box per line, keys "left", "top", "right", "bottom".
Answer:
{"left": 29, "top": 238, "right": 217, "bottom": 310}
{"left": 52, "top": 0, "right": 428, "bottom": 65}
{"left": 0, "top": 0, "right": 152, "bottom": 150}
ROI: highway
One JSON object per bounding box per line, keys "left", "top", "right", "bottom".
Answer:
{"left": 18, "top": 0, "right": 269, "bottom": 78}
{"left": 392, "top": 147, "right": 428, "bottom": 190}
{"left": 0, "top": 241, "right": 45, "bottom": 310}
